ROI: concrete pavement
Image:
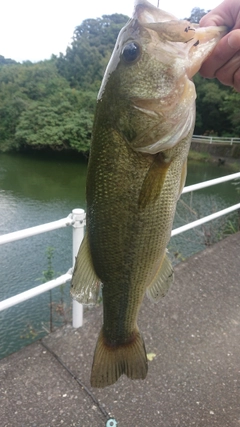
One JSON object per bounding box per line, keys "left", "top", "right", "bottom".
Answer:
{"left": 0, "top": 232, "right": 239, "bottom": 427}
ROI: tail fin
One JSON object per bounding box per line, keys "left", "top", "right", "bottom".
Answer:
{"left": 90, "top": 327, "right": 148, "bottom": 388}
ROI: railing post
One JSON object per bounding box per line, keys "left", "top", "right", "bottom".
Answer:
{"left": 72, "top": 208, "right": 85, "bottom": 328}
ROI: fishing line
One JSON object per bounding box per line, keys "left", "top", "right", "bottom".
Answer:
{"left": 40, "top": 340, "right": 117, "bottom": 425}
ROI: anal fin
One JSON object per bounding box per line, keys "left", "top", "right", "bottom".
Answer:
{"left": 146, "top": 251, "right": 174, "bottom": 303}
{"left": 71, "top": 232, "right": 101, "bottom": 305}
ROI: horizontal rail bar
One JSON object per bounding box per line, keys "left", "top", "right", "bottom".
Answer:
{"left": 192, "top": 135, "right": 240, "bottom": 144}
{"left": 0, "top": 173, "right": 239, "bottom": 313}
{"left": 171, "top": 203, "right": 240, "bottom": 237}
{"left": 182, "top": 172, "right": 240, "bottom": 194}
{"left": 0, "top": 215, "right": 74, "bottom": 246}
{"left": 0, "top": 271, "right": 73, "bottom": 312}
{"left": 1, "top": 175, "right": 238, "bottom": 246}
{"left": 192, "top": 136, "right": 240, "bottom": 141}
{"left": 1, "top": 200, "right": 239, "bottom": 311}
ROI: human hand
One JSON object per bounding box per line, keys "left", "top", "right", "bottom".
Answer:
{"left": 199, "top": 0, "right": 240, "bottom": 92}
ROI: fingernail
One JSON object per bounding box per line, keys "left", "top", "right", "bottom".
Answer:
{"left": 228, "top": 32, "right": 239, "bottom": 49}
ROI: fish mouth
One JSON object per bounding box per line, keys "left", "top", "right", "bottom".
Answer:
{"left": 183, "top": 24, "right": 228, "bottom": 78}
{"left": 141, "top": 20, "right": 227, "bottom": 78}
{"left": 134, "top": 0, "right": 228, "bottom": 78}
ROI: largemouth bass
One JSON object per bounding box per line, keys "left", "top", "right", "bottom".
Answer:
{"left": 71, "top": 0, "right": 227, "bottom": 388}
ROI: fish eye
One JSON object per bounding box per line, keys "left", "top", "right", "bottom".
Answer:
{"left": 122, "top": 42, "right": 141, "bottom": 63}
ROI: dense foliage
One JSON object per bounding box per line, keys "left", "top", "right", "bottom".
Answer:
{"left": 56, "top": 14, "right": 129, "bottom": 90}
{"left": 0, "top": 9, "right": 239, "bottom": 153}
{"left": 0, "top": 55, "right": 18, "bottom": 66}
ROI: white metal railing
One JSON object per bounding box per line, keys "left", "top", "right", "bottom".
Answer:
{"left": 192, "top": 135, "right": 240, "bottom": 145}
{"left": 0, "top": 173, "right": 240, "bottom": 325}
{"left": 182, "top": 172, "right": 240, "bottom": 193}
{"left": 171, "top": 203, "right": 240, "bottom": 237}
{"left": 172, "top": 171, "right": 240, "bottom": 236}
{"left": 0, "top": 209, "right": 85, "bottom": 328}
{"left": 0, "top": 215, "right": 74, "bottom": 245}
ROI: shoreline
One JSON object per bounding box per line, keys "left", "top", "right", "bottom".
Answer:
{"left": 188, "top": 149, "right": 240, "bottom": 172}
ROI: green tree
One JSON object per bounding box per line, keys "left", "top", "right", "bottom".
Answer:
{"left": 0, "top": 55, "right": 18, "bottom": 66}
{"left": 0, "top": 60, "right": 87, "bottom": 151}
{"left": 73, "top": 14, "right": 129, "bottom": 52}
{"left": 0, "top": 14, "right": 130, "bottom": 153}
{"left": 15, "top": 88, "right": 94, "bottom": 152}
{"left": 221, "top": 90, "right": 240, "bottom": 136}
{"left": 57, "top": 40, "right": 104, "bottom": 90}
{"left": 56, "top": 14, "right": 129, "bottom": 89}
{"left": 2, "top": 10, "right": 240, "bottom": 154}
{"left": 186, "top": 7, "right": 208, "bottom": 23}
{"left": 194, "top": 74, "right": 233, "bottom": 136}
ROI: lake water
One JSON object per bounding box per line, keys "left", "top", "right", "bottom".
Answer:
{"left": 0, "top": 151, "right": 239, "bottom": 359}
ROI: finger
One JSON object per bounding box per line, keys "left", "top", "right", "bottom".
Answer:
{"left": 200, "top": 13, "right": 232, "bottom": 28}
{"left": 199, "top": 30, "right": 240, "bottom": 78}
{"left": 215, "top": 50, "right": 240, "bottom": 87}
{"left": 199, "top": 0, "right": 240, "bottom": 29}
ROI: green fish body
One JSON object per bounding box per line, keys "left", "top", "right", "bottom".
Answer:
{"left": 71, "top": 0, "right": 227, "bottom": 388}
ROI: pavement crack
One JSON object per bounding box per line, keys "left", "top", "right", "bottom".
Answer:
{"left": 40, "top": 340, "right": 110, "bottom": 421}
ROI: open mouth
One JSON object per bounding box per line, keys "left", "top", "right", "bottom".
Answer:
{"left": 185, "top": 24, "right": 228, "bottom": 77}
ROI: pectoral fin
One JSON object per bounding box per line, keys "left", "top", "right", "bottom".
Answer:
{"left": 138, "top": 153, "right": 171, "bottom": 210}
{"left": 71, "top": 232, "right": 101, "bottom": 305}
{"left": 146, "top": 252, "right": 174, "bottom": 303}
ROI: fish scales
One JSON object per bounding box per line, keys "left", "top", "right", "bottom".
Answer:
{"left": 96, "top": 140, "right": 189, "bottom": 336}
{"left": 71, "top": 0, "right": 227, "bottom": 388}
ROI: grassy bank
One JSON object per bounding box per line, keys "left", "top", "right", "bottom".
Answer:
{"left": 188, "top": 150, "right": 211, "bottom": 162}
{"left": 188, "top": 149, "right": 240, "bottom": 172}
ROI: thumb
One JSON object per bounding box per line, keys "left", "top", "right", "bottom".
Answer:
{"left": 199, "top": 0, "right": 240, "bottom": 29}
{"left": 200, "top": 14, "right": 225, "bottom": 27}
